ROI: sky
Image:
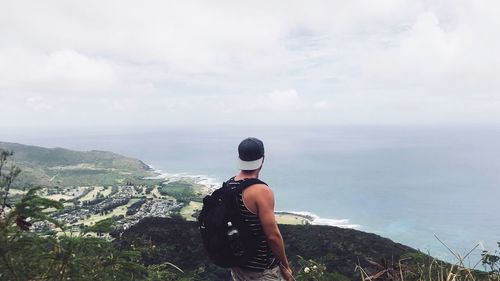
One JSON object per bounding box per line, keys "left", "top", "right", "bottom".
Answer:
{"left": 1, "top": 0, "right": 500, "bottom": 132}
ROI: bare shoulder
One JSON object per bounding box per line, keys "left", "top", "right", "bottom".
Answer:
{"left": 245, "top": 183, "right": 274, "bottom": 202}
{"left": 242, "top": 183, "right": 274, "bottom": 214}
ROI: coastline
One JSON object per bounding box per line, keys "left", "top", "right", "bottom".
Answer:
{"left": 146, "top": 164, "right": 360, "bottom": 229}
{"left": 275, "top": 211, "right": 360, "bottom": 228}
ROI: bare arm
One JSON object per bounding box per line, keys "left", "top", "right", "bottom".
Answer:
{"left": 254, "top": 185, "right": 291, "bottom": 272}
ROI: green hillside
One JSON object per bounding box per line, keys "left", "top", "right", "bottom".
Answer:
{"left": 0, "top": 141, "right": 156, "bottom": 187}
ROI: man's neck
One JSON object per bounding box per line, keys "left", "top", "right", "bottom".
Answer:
{"left": 235, "top": 170, "right": 259, "bottom": 180}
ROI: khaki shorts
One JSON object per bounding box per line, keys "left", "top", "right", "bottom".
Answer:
{"left": 231, "top": 266, "right": 285, "bottom": 281}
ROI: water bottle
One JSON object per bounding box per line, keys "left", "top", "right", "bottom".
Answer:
{"left": 227, "top": 222, "right": 245, "bottom": 256}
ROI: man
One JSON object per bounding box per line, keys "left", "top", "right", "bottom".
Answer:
{"left": 229, "top": 137, "right": 293, "bottom": 281}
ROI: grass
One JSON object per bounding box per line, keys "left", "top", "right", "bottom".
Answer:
{"left": 158, "top": 181, "right": 203, "bottom": 203}
{"left": 44, "top": 194, "right": 74, "bottom": 201}
{"left": 151, "top": 186, "right": 164, "bottom": 198}
{"left": 100, "top": 186, "right": 113, "bottom": 197}
{"left": 8, "top": 189, "right": 27, "bottom": 195}
{"left": 78, "top": 186, "right": 104, "bottom": 202}
{"left": 179, "top": 201, "right": 203, "bottom": 221}
{"left": 75, "top": 198, "right": 140, "bottom": 226}
{"left": 276, "top": 213, "right": 310, "bottom": 225}
{"left": 355, "top": 237, "right": 498, "bottom": 281}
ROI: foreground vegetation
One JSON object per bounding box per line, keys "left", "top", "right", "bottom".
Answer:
{"left": 1, "top": 148, "right": 499, "bottom": 280}
{"left": 0, "top": 150, "right": 184, "bottom": 280}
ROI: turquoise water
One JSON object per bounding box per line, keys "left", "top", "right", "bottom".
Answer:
{"left": 9, "top": 125, "right": 500, "bottom": 264}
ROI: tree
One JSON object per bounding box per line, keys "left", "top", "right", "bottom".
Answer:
{"left": 1, "top": 149, "right": 64, "bottom": 280}
{"left": 0, "top": 149, "right": 21, "bottom": 218}
{"left": 482, "top": 242, "right": 500, "bottom": 278}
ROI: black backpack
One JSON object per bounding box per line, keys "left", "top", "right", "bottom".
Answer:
{"left": 197, "top": 178, "right": 265, "bottom": 268}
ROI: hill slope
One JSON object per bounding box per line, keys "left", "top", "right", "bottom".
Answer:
{"left": 119, "top": 217, "right": 423, "bottom": 280}
{"left": 0, "top": 141, "right": 155, "bottom": 187}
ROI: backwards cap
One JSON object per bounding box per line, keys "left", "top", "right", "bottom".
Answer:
{"left": 237, "top": 137, "right": 264, "bottom": 170}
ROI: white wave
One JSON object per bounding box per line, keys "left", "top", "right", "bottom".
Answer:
{"left": 279, "top": 211, "right": 361, "bottom": 229}
{"left": 193, "top": 176, "right": 221, "bottom": 191}
{"left": 143, "top": 165, "right": 220, "bottom": 192}
{"left": 143, "top": 167, "right": 168, "bottom": 179}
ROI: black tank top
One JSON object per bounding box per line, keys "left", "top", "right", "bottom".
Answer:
{"left": 227, "top": 177, "right": 279, "bottom": 271}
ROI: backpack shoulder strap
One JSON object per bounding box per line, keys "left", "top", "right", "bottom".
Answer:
{"left": 225, "top": 178, "right": 266, "bottom": 219}
{"left": 229, "top": 178, "right": 267, "bottom": 194}
{"left": 241, "top": 178, "right": 267, "bottom": 188}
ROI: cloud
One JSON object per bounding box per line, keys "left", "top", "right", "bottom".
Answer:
{"left": 266, "top": 90, "right": 303, "bottom": 111}
{"left": 362, "top": 8, "right": 500, "bottom": 96}
{"left": 363, "top": 13, "right": 455, "bottom": 82}
{"left": 26, "top": 97, "right": 52, "bottom": 113}
{"left": 1, "top": 0, "right": 500, "bottom": 129}
{"left": 313, "top": 101, "right": 329, "bottom": 110}
{"left": 39, "top": 50, "right": 118, "bottom": 93}
{"left": 0, "top": 0, "right": 425, "bottom": 78}
{"left": 0, "top": 48, "right": 118, "bottom": 94}
{"left": 243, "top": 89, "right": 329, "bottom": 113}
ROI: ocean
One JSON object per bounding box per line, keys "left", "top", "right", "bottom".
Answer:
{"left": 7, "top": 125, "right": 500, "bottom": 264}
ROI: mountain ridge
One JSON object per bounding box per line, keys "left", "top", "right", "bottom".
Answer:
{"left": 0, "top": 141, "right": 155, "bottom": 187}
